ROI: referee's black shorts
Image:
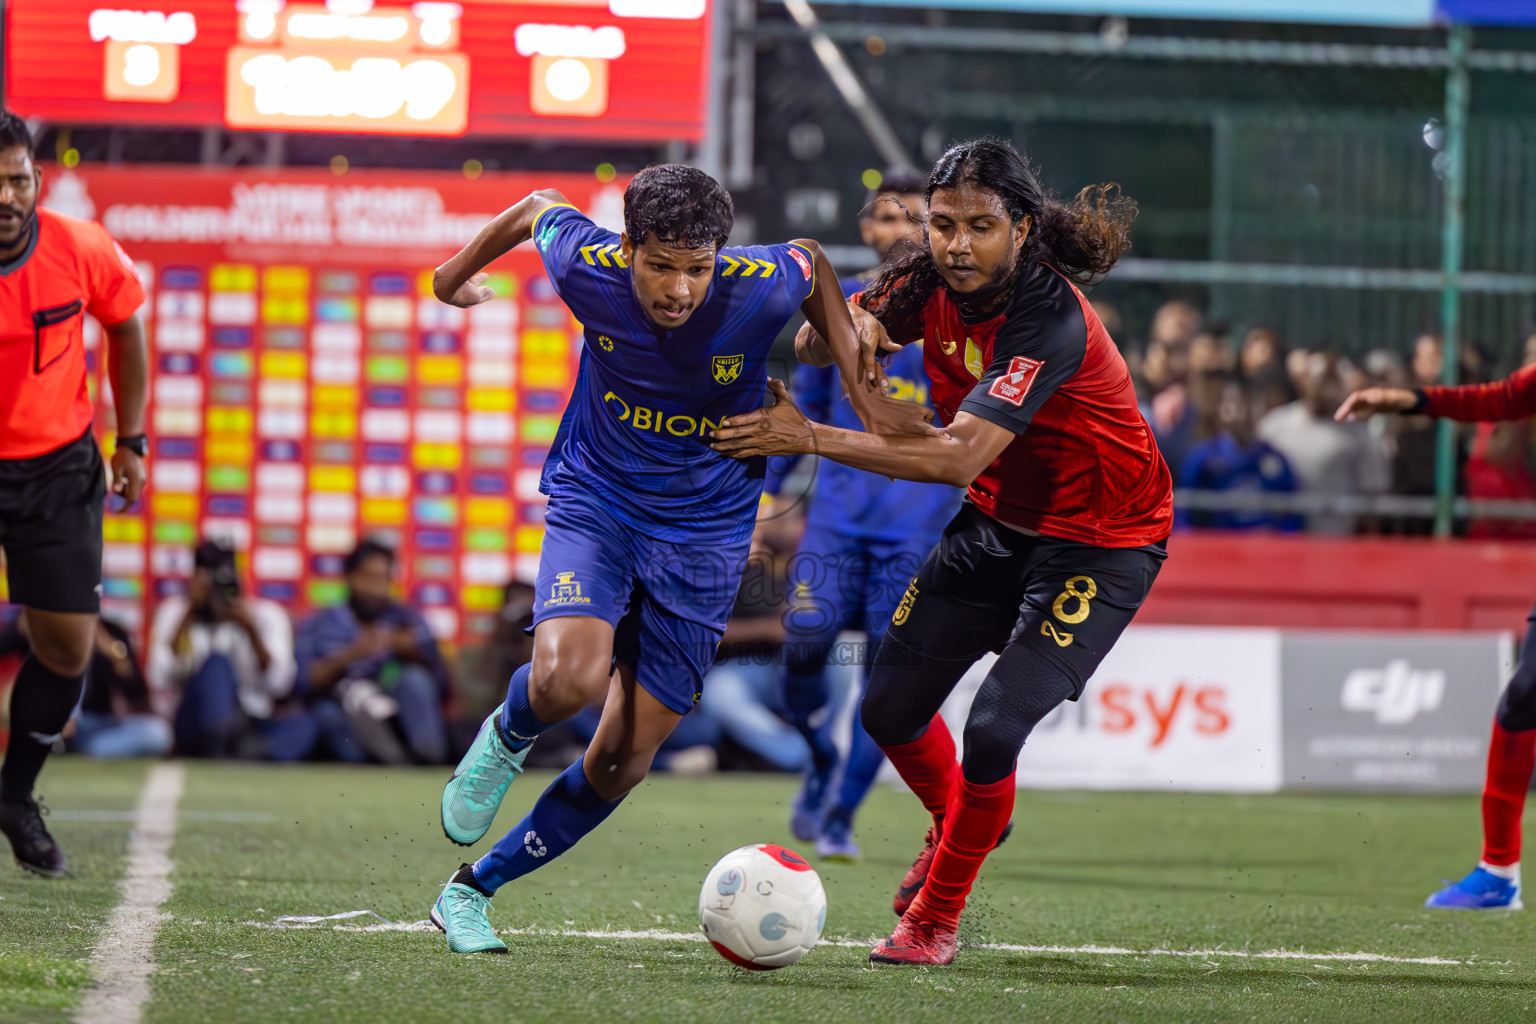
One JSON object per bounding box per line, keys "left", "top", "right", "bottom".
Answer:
{"left": 885, "top": 502, "right": 1167, "bottom": 698}
{"left": 0, "top": 429, "right": 107, "bottom": 614}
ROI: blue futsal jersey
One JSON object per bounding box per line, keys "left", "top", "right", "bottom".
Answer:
{"left": 533, "top": 204, "right": 818, "bottom": 545}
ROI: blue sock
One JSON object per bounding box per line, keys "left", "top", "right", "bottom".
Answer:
{"left": 471, "top": 759, "right": 623, "bottom": 893}
{"left": 834, "top": 700, "right": 886, "bottom": 821}
{"left": 783, "top": 664, "right": 838, "bottom": 778}
{"left": 498, "top": 663, "right": 545, "bottom": 748}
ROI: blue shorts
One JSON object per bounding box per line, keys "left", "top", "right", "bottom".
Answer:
{"left": 783, "top": 527, "right": 937, "bottom": 644}
{"left": 533, "top": 486, "right": 749, "bottom": 715}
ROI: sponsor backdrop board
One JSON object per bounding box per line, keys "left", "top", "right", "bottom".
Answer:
{"left": 15, "top": 165, "right": 623, "bottom": 647}
{"left": 897, "top": 626, "right": 1513, "bottom": 793}
{"left": 929, "top": 627, "right": 1285, "bottom": 793}
{"left": 1280, "top": 631, "right": 1513, "bottom": 791}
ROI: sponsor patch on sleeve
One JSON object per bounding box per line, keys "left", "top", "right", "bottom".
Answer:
{"left": 787, "top": 245, "right": 813, "bottom": 281}
{"left": 987, "top": 356, "right": 1043, "bottom": 407}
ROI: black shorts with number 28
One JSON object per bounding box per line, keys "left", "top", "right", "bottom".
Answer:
{"left": 0, "top": 428, "right": 107, "bottom": 614}
{"left": 886, "top": 502, "right": 1167, "bottom": 698}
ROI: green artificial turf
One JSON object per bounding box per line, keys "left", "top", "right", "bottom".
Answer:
{"left": 4, "top": 758, "right": 1534, "bottom": 1023}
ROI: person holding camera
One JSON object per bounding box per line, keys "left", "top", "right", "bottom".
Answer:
{"left": 295, "top": 538, "right": 450, "bottom": 765}
{"left": 145, "top": 540, "right": 306, "bottom": 759}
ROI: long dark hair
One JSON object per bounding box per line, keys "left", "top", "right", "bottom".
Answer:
{"left": 861, "top": 137, "right": 1137, "bottom": 343}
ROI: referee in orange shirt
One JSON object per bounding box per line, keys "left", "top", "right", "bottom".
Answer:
{"left": 0, "top": 112, "right": 148, "bottom": 877}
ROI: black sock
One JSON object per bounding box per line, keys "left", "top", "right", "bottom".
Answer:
{"left": 453, "top": 862, "right": 494, "bottom": 898}
{"left": 0, "top": 655, "right": 86, "bottom": 805}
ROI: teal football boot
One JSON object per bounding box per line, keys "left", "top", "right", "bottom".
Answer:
{"left": 441, "top": 704, "right": 528, "bottom": 846}
{"left": 430, "top": 872, "right": 508, "bottom": 954}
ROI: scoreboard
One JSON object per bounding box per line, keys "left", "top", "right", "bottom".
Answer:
{"left": 36, "top": 165, "right": 620, "bottom": 645}
{"left": 5, "top": 0, "right": 711, "bottom": 141}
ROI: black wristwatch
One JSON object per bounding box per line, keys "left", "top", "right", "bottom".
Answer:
{"left": 115, "top": 434, "right": 149, "bottom": 457}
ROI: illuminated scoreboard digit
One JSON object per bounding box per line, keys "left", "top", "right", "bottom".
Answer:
{"left": 226, "top": 1, "right": 469, "bottom": 135}
{"left": 6, "top": 0, "right": 712, "bottom": 142}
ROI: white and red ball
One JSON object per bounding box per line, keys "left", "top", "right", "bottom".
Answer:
{"left": 698, "top": 843, "right": 827, "bottom": 969}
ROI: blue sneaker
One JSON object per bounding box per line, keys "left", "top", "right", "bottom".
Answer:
{"left": 1425, "top": 866, "right": 1523, "bottom": 910}
{"left": 790, "top": 779, "right": 828, "bottom": 843}
{"left": 815, "top": 808, "right": 860, "bottom": 862}
{"left": 441, "top": 704, "right": 528, "bottom": 847}
{"left": 430, "top": 873, "right": 508, "bottom": 954}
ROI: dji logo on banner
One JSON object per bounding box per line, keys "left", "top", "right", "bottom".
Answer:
{"left": 1340, "top": 660, "right": 1446, "bottom": 724}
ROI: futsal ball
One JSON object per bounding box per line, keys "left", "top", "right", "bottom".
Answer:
{"left": 699, "top": 843, "right": 827, "bottom": 969}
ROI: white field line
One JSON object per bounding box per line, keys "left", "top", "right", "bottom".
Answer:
{"left": 50, "top": 809, "right": 272, "bottom": 824}
{"left": 243, "top": 911, "right": 1467, "bottom": 966}
{"left": 76, "top": 762, "right": 186, "bottom": 1024}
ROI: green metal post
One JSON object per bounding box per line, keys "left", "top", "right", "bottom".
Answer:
{"left": 1434, "top": 25, "right": 1470, "bottom": 538}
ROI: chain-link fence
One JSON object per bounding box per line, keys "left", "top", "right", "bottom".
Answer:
{"left": 744, "top": 5, "right": 1536, "bottom": 534}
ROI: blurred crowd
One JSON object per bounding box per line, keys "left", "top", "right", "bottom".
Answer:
{"left": 0, "top": 527, "right": 853, "bottom": 775}
{"left": 1109, "top": 298, "right": 1536, "bottom": 539}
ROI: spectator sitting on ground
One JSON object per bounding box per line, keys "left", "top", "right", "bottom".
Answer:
{"left": 0, "top": 609, "right": 170, "bottom": 758}
{"left": 696, "top": 512, "right": 814, "bottom": 774}
{"left": 1177, "top": 378, "right": 1302, "bottom": 532}
{"left": 146, "top": 541, "right": 306, "bottom": 760}
{"left": 295, "top": 538, "right": 450, "bottom": 765}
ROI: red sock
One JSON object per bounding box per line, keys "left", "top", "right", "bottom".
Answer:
{"left": 1482, "top": 717, "right": 1536, "bottom": 867}
{"left": 911, "top": 773, "right": 1016, "bottom": 928}
{"left": 881, "top": 715, "right": 957, "bottom": 830}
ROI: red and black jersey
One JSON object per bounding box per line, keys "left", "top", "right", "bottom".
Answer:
{"left": 1421, "top": 364, "right": 1536, "bottom": 422}
{"left": 912, "top": 260, "right": 1172, "bottom": 548}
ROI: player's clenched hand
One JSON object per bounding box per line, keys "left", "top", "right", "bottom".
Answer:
{"left": 109, "top": 449, "right": 146, "bottom": 507}
{"left": 851, "top": 304, "right": 900, "bottom": 393}
{"left": 440, "top": 272, "right": 496, "bottom": 308}
{"left": 711, "top": 379, "right": 816, "bottom": 458}
{"left": 852, "top": 390, "right": 944, "bottom": 439}
{"left": 1335, "top": 386, "right": 1418, "bottom": 422}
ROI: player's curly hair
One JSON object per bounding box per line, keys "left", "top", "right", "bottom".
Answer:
{"left": 623, "top": 164, "right": 734, "bottom": 250}
{"left": 860, "top": 137, "right": 1137, "bottom": 343}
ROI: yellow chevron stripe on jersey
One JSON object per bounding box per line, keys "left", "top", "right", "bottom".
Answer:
{"left": 579, "top": 243, "right": 629, "bottom": 269}
{"left": 719, "top": 255, "right": 777, "bottom": 279}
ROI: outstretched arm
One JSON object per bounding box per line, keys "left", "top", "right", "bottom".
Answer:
{"left": 711, "top": 379, "right": 1012, "bottom": 487}
{"left": 434, "top": 189, "right": 570, "bottom": 307}
{"left": 1337, "top": 364, "right": 1536, "bottom": 424}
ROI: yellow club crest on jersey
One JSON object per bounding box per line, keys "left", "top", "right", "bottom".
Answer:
{"left": 964, "top": 338, "right": 985, "bottom": 380}
{"left": 713, "top": 354, "right": 744, "bottom": 385}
